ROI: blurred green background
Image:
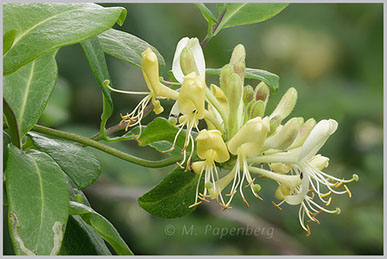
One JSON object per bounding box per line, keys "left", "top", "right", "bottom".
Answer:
{"left": 4, "top": 3, "right": 383, "bottom": 255}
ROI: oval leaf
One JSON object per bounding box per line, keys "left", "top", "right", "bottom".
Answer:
{"left": 81, "top": 37, "right": 113, "bottom": 134}
{"left": 4, "top": 51, "right": 58, "bottom": 137}
{"left": 138, "top": 167, "right": 203, "bottom": 218}
{"left": 138, "top": 118, "right": 187, "bottom": 156}
{"left": 98, "top": 28, "right": 165, "bottom": 72}
{"left": 3, "top": 3, "right": 127, "bottom": 75}
{"left": 3, "top": 29, "right": 18, "bottom": 55}
{"left": 59, "top": 215, "right": 112, "bottom": 255}
{"left": 67, "top": 202, "right": 133, "bottom": 255}
{"left": 28, "top": 132, "right": 101, "bottom": 189}
{"left": 206, "top": 67, "right": 280, "bottom": 93}
{"left": 195, "top": 3, "right": 218, "bottom": 24}
{"left": 214, "top": 3, "right": 289, "bottom": 36}
{"left": 5, "top": 146, "right": 69, "bottom": 255}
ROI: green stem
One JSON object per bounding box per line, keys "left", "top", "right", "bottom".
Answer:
{"left": 32, "top": 125, "right": 183, "bottom": 168}
{"left": 200, "top": 6, "right": 228, "bottom": 48}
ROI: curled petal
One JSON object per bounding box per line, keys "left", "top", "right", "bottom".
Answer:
{"left": 298, "top": 119, "right": 338, "bottom": 162}
{"left": 172, "top": 37, "right": 205, "bottom": 83}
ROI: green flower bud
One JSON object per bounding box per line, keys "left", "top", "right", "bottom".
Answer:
{"left": 227, "top": 73, "right": 243, "bottom": 138}
{"left": 287, "top": 118, "right": 316, "bottom": 149}
{"left": 265, "top": 117, "right": 304, "bottom": 150}
{"left": 230, "top": 44, "right": 246, "bottom": 82}
{"left": 220, "top": 64, "right": 234, "bottom": 96}
{"left": 268, "top": 115, "right": 281, "bottom": 136}
{"left": 180, "top": 47, "right": 199, "bottom": 76}
{"left": 250, "top": 100, "right": 265, "bottom": 119}
{"left": 230, "top": 44, "right": 246, "bottom": 65}
{"left": 243, "top": 85, "right": 255, "bottom": 106}
{"left": 255, "top": 82, "right": 270, "bottom": 108}
{"left": 270, "top": 87, "right": 298, "bottom": 122}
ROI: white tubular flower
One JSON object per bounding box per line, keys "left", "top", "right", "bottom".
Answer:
{"left": 251, "top": 119, "right": 359, "bottom": 236}
{"left": 163, "top": 72, "right": 206, "bottom": 170}
{"left": 190, "top": 130, "right": 230, "bottom": 208}
{"left": 104, "top": 48, "right": 178, "bottom": 139}
{"left": 172, "top": 37, "right": 206, "bottom": 83}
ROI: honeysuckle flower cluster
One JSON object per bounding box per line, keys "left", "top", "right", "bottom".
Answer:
{"left": 105, "top": 37, "right": 359, "bottom": 236}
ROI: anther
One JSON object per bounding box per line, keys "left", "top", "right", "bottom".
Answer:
{"left": 326, "top": 197, "right": 332, "bottom": 206}
{"left": 272, "top": 201, "right": 283, "bottom": 211}
{"left": 225, "top": 190, "right": 237, "bottom": 197}
{"left": 306, "top": 225, "right": 311, "bottom": 237}
{"left": 132, "top": 134, "right": 142, "bottom": 144}
{"left": 335, "top": 181, "right": 343, "bottom": 188}
{"left": 242, "top": 197, "right": 250, "bottom": 208}
{"left": 245, "top": 178, "right": 255, "bottom": 188}
{"left": 320, "top": 191, "right": 332, "bottom": 198}
{"left": 188, "top": 201, "right": 202, "bottom": 208}
{"left": 344, "top": 184, "right": 352, "bottom": 198}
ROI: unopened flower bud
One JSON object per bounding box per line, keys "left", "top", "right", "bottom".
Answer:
{"left": 268, "top": 115, "right": 281, "bottom": 136}
{"left": 227, "top": 117, "right": 270, "bottom": 156}
{"left": 270, "top": 163, "right": 291, "bottom": 174}
{"left": 230, "top": 44, "right": 246, "bottom": 82}
{"left": 243, "top": 85, "right": 255, "bottom": 106}
{"left": 178, "top": 72, "right": 206, "bottom": 119}
{"left": 255, "top": 82, "right": 270, "bottom": 108}
{"left": 265, "top": 117, "right": 304, "bottom": 150}
{"left": 270, "top": 87, "right": 298, "bottom": 122}
{"left": 230, "top": 44, "right": 246, "bottom": 65}
{"left": 250, "top": 100, "right": 265, "bottom": 119}
{"left": 309, "top": 154, "right": 329, "bottom": 171}
{"left": 180, "top": 47, "right": 199, "bottom": 76}
{"left": 220, "top": 64, "right": 234, "bottom": 96}
{"left": 287, "top": 118, "right": 316, "bottom": 149}
{"left": 196, "top": 129, "right": 230, "bottom": 163}
{"left": 227, "top": 73, "right": 243, "bottom": 138}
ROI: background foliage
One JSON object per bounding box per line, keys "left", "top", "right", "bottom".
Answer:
{"left": 3, "top": 3, "right": 383, "bottom": 255}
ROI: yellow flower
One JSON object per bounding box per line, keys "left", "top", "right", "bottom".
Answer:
{"left": 190, "top": 130, "right": 229, "bottom": 208}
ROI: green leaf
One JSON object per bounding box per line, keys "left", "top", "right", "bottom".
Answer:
{"left": 28, "top": 132, "right": 101, "bottom": 189}
{"left": 3, "top": 132, "right": 11, "bottom": 168}
{"left": 98, "top": 28, "right": 166, "bottom": 72}
{"left": 138, "top": 167, "right": 203, "bottom": 218}
{"left": 138, "top": 118, "right": 186, "bottom": 156}
{"left": 5, "top": 146, "right": 69, "bottom": 255}
{"left": 216, "top": 3, "right": 229, "bottom": 17}
{"left": 67, "top": 202, "right": 133, "bottom": 255}
{"left": 60, "top": 175, "right": 111, "bottom": 255}
{"left": 3, "top": 29, "right": 17, "bottom": 55}
{"left": 214, "top": 3, "right": 289, "bottom": 36}
{"left": 3, "top": 3, "right": 127, "bottom": 75}
{"left": 59, "top": 215, "right": 112, "bottom": 255}
{"left": 38, "top": 77, "right": 71, "bottom": 127}
{"left": 4, "top": 51, "right": 58, "bottom": 138}
{"left": 81, "top": 37, "right": 113, "bottom": 137}
{"left": 3, "top": 99, "right": 21, "bottom": 148}
{"left": 206, "top": 67, "right": 280, "bottom": 93}
{"left": 195, "top": 3, "right": 218, "bottom": 24}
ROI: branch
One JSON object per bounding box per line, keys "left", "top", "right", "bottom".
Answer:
{"left": 32, "top": 124, "right": 183, "bottom": 168}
